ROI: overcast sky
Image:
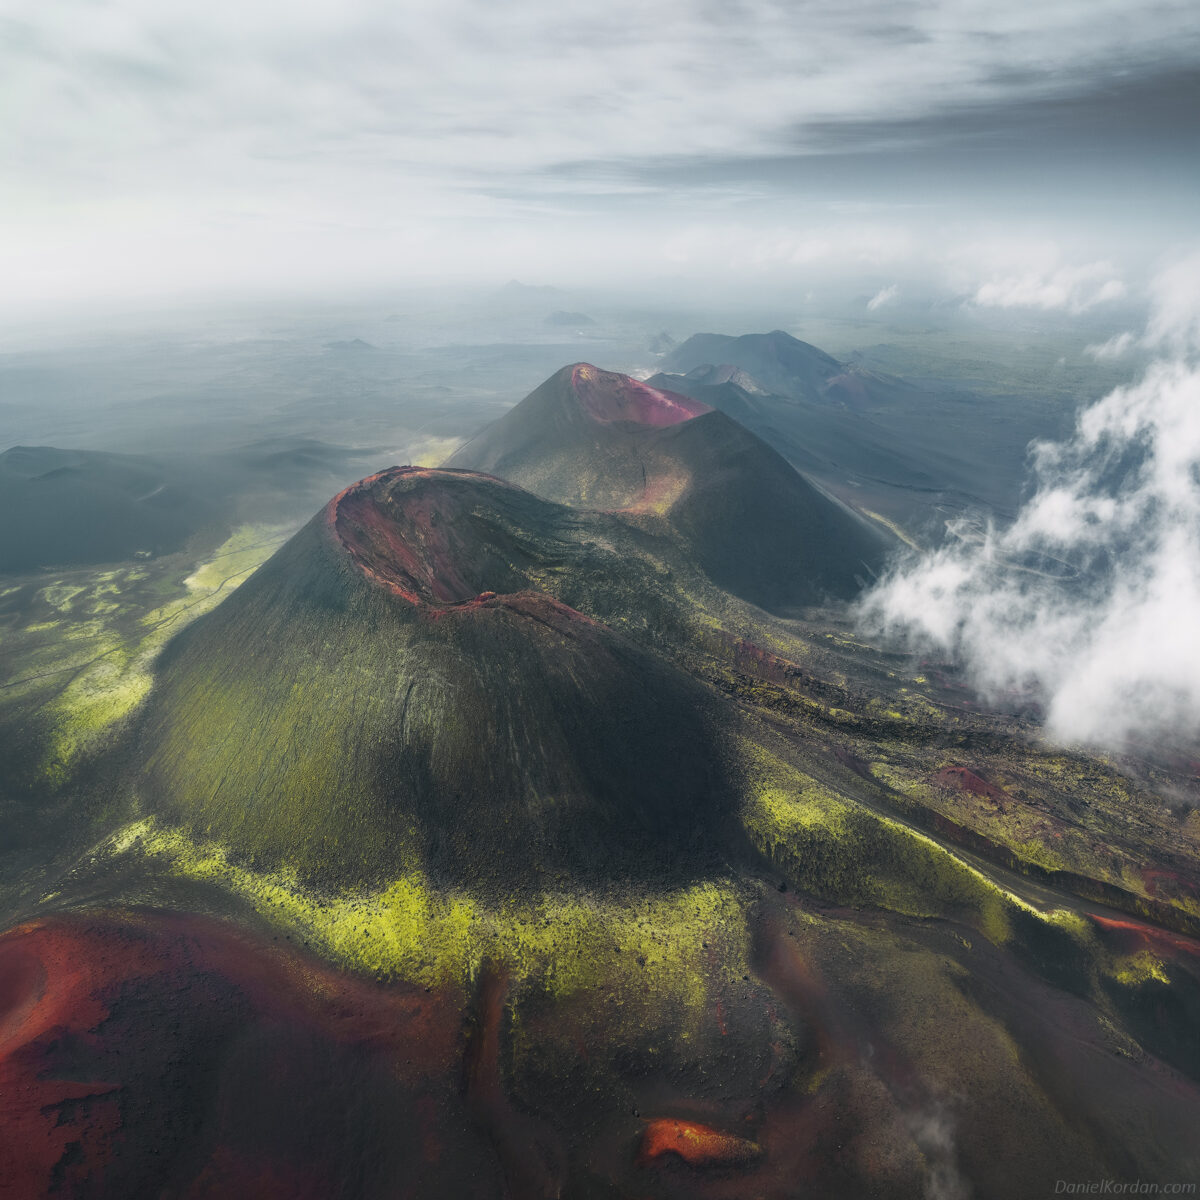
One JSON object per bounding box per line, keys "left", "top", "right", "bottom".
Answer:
{"left": 2, "top": 0, "right": 1198, "bottom": 311}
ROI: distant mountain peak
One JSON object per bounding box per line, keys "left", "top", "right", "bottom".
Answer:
{"left": 446, "top": 363, "right": 887, "bottom": 613}
{"left": 663, "top": 330, "right": 923, "bottom": 409}
{"left": 569, "top": 363, "right": 711, "bottom": 427}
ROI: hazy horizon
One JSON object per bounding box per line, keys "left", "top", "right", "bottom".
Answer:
{"left": 3, "top": 1, "right": 1198, "bottom": 319}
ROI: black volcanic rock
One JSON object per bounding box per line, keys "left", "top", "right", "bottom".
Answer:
{"left": 446, "top": 364, "right": 887, "bottom": 611}
{"left": 135, "top": 466, "right": 737, "bottom": 890}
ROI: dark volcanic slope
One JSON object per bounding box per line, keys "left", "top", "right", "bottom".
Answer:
{"left": 135, "top": 466, "right": 735, "bottom": 889}
{"left": 446, "top": 363, "right": 887, "bottom": 610}
{"left": 646, "top": 371, "right": 945, "bottom": 491}
{"left": 0, "top": 440, "right": 378, "bottom": 572}
{"left": 0, "top": 446, "right": 218, "bottom": 570}
{"left": 445, "top": 363, "right": 712, "bottom": 510}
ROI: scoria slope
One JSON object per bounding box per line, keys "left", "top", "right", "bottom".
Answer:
{"left": 446, "top": 363, "right": 888, "bottom": 611}
{"left": 132, "top": 466, "right": 737, "bottom": 890}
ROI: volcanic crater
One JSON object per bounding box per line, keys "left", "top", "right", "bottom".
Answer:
{"left": 330, "top": 466, "right": 540, "bottom": 603}
{"left": 135, "top": 462, "right": 739, "bottom": 890}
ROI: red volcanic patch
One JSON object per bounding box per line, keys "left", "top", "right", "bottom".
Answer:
{"left": 0, "top": 910, "right": 481, "bottom": 1199}
{"left": 1090, "top": 914, "right": 1200, "bottom": 962}
{"left": 325, "top": 467, "right": 604, "bottom": 634}
{"left": 327, "top": 466, "right": 519, "bottom": 609}
{"left": 931, "top": 765, "right": 1011, "bottom": 805}
{"left": 1140, "top": 866, "right": 1200, "bottom": 906}
{"left": 330, "top": 467, "right": 477, "bottom": 605}
{"left": 637, "top": 1117, "right": 762, "bottom": 1169}
{"left": 571, "top": 364, "right": 710, "bottom": 427}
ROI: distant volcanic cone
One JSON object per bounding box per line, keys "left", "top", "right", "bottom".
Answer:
{"left": 446, "top": 363, "right": 888, "bottom": 612}
{"left": 134, "top": 467, "right": 735, "bottom": 890}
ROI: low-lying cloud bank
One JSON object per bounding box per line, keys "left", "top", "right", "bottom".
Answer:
{"left": 858, "top": 254, "right": 1200, "bottom": 751}
{"left": 972, "top": 259, "right": 1126, "bottom": 313}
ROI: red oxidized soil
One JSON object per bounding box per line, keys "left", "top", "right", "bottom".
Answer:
{"left": 1140, "top": 866, "right": 1200, "bottom": 905}
{"left": 0, "top": 909, "right": 472, "bottom": 1200}
{"left": 1090, "top": 913, "right": 1200, "bottom": 962}
{"left": 637, "top": 1118, "right": 761, "bottom": 1168}
{"left": 931, "top": 765, "right": 1012, "bottom": 806}
{"left": 325, "top": 467, "right": 599, "bottom": 629}
{"left": 571, "top": 364, "right": 710, "bottom": 427}
{"left": 327, "top": 466, "right": 492, "bottom": 605}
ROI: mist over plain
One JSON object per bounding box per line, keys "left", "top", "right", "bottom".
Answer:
{"left": 858, "top": 254, "right": 1200, "bottom": 754}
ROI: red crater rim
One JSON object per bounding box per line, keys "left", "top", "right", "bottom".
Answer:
{"left": 327, "top": 466, "right": 531, "bottom": 607}
{"left": 570, "top": 364, "right": 710, "bottom": 427}
{"left": 325, "top": 466, "right": 597, "bottom": 629}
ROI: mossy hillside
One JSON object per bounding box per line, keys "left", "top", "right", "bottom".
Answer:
{"left": 739, "top": 744, "right": 1018, "bottom": 945}
{"left": 0, "top": 524, "right": 291, "bottom": 790}
{"left": 781, "top": 908, "right": 1200, "bottom": 1196}
{"left": 693, "top": 615, "right": 1200, "bottom": 932}
{"left": 134, "top": 497, "right": 739, "bottom": 891}
{"left": 733, "top": 733, "right": 1200, "bottom": 1015}
{"left": 866, "top": 752, "right": 1200, "bottom": 923}
{"left": 77, "top": 812, "right": 1200, "bottom": 1191}
{"left": 98, "top": 816, "right": 778, "bottom": 1108}
{"left": 1101, "top": 951, "right": 1200, "bottom": 1081}
{"left": 105, "top": 816, "right": 749, "bottom": 997}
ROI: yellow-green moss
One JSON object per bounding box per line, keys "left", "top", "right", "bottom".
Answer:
{"left": 740, "top": 743, "right": 1025, "bottom": 944}
{"left": 98, "top": 818, "right": 750, "bottom": 1029}
{"left": 1111, "top": 949, "right": 1170, "bottom": 987}
{"left": 37, "top": 524, "right": 291, "bottom": 779}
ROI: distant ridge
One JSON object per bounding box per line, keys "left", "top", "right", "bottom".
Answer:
{"left": 0, "top": 440, "right": 376, "bottom": 572}
{"left": 662, "top": 328, "right": 916, "bottom": 409}
{"left": 663, "top": 330, "right": 842, "bottom": 401}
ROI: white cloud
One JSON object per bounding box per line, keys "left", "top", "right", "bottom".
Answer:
{"left": 858, "top": 252, "right": 1200, "bottom": 751}
{"left": 867, "top": 284, "right": 900, "bottom": 310}
{"left": 972, "top": 260, "right": 1126, "bottom": 313}
{"left": 1144, "top": 252, "right": 1200, "bottom": 355}
{"left": 1084, "top": 331, "right": 1135, "bottom": 360}
{"left": 1, "top": 0, "right": 1197, "bottom": 304}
